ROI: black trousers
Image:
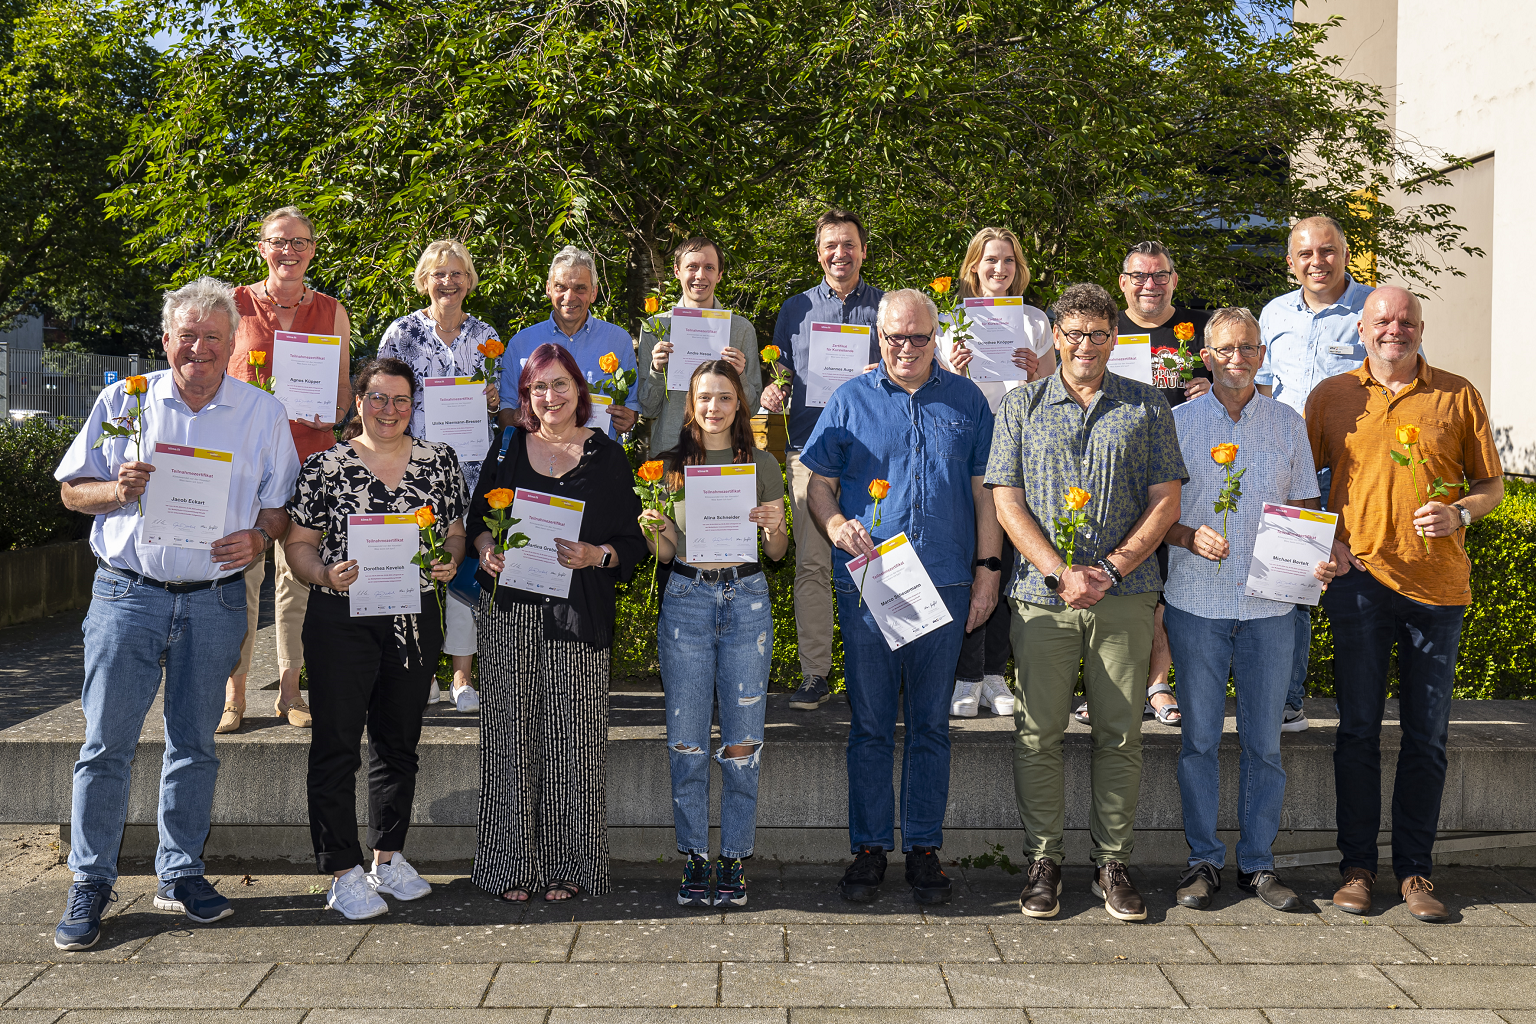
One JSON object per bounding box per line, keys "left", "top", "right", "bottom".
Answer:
{"left": 304, "top": 588, "right": 444, "bottom": 874}
{"left": 955, "top": 538, "right": 1014, "bottom": 681}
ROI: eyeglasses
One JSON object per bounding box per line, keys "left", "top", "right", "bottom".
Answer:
{"left": 529, "top": 378, "right": 574, "bottom": 397}
{"left": 1122, "top": 271, "right": 1172, "bottom": 285}
{"left": 429, "top": 271, "right": 467, "bottom": 283}
{"left": 363, "top": 392, "right": 413, "bottom": 411}
{"left": 1209, "top": 344, "right": 1263, "bottom": 361}
{"left": 262, "top": 237, "right": 314, "bottom": 252}
{"left": 884, "top": 334, "right": 932, "bottom": 348}
{"left": 1058, "top": 329, "right": 1113, "bottom": 346}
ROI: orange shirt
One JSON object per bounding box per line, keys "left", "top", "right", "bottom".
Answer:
{"left": 227, "top": 286, "right": 344, "bottom": 463}
{"left": 1306, "top": 355, "right": 1502, "bottom": 606}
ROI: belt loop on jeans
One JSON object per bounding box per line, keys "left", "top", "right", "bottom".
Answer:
{"left": 668, "top": 561, "right": 763, "bottom": 585}
{"left": 97, "top": 556, "right": 242, "bottom": 593}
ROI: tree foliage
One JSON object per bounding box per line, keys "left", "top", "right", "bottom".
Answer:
{"left": 108, "top": 0, "right": 1476, "bottom": 351}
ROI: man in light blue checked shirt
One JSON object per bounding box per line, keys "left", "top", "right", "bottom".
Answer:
{"left": 1163, "top": 307, "right": 1338, "bottom": 914}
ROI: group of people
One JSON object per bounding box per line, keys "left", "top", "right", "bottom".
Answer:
{"left": 48, "top": 202, "right": 1501, "bottom": 951}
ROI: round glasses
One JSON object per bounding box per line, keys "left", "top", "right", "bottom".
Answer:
{"left": 529, "top": 378, "right": 574, "bottom": 397}
{"left": 363, "top": 392, "right": 413, "bottom": 411}
{"left": 262, "top": 237, "right": 314, "bottom": 252}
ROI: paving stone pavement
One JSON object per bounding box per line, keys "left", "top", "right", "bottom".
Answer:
{"left": 1, "top": 844, "right": 1536, "bottom": 1022}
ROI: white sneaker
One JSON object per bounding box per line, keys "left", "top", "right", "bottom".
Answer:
{"left": 327, "top": 866, "right": 388, "bottom": 920}
{"left": 427, "top": 680, "right": 442, "bottom": 704}
{"left": 452, "top": 684, "right": 480, "bottom": 713}
{"left": 1281, "top": 707, "right": 1309, "bottom": 733}
{"left": 950, "top": 679, "right": 981, "bottom": 717}
{"left": 979, "top": 674, "right": 1016, "bottom": 716}
{"left": 367, "top": 854, "right": 432, "bottom": 901}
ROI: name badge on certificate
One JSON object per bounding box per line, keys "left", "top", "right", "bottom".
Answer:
{"left": 498, "top": 489, "right": 586, "bottom": 597}
{"left": 667, "top": 308, "right": 733, "bottom": 391}
{"left": 141, "top": 443, "right": 234, "bottom": 549}
{"left": 683, "top": 464, "right": 757, "bottom": 564}
{"left": 960, "top": 296, "right": 1026, "bottom": 384}
{"left": 847, "top": 532, "right": 954, "bottom": 650}
{"left": 423, "top": 376, "right": 490, "bottom": 465}
{"left": 271, "top": 331, "right": 344, "bottom": 422}
{"left": 348, "top": 513, "right": 423, "bottom": 617}
{"left": 806, "top": 322, "right": 870, "bottom": 407}
{"left": 1107, "top": 333, "right": 1153, "bottom": 384}
{"left": 1243, "top": 503, "right": 1340, "bottom": 606}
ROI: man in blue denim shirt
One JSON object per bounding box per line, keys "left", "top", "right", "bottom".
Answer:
{"left": 800, "top": 288, "right": 1000, "bottom": 906}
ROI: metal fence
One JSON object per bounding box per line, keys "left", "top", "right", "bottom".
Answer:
{"left": 0, "top": 346, "right": 168, "bottom": 422}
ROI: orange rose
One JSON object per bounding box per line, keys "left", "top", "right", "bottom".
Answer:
{"left": 761, "top": 344, "right": 781, "bottom": 363}
{"left": 1065, "top": 486, "right": 1091, "bottom": 510}
{"left": 1173, "top": 322, "right": 1195, "bottom": 343}
{"left": 485, "top": 487, "right": 515, "bottom": 510}
{"left": 1211, "top": 442, "right": 1239, "bottom": 465}
{"left": 1396, "top": 424, "right": 1420, "bottom": 445}
{"left": 868, "top": 479, "right": 891, "bottom": 500}
{"left": 124, "top": 375, "right": 149, "bottom": 396}
{"left": 638, "top": 460, "right": 664, "bottom": 483}
{"left": 599, "top": 352, "right": 620, "bottom": 375}
{"left": 931, "top": 276, "right": 953, "bottom": 295}
{"left": 478, "top": 338, "right": 505, "bottom": 358}
{"left": 643, "top": 295, "right": 660, "bottom": 315}
{"left": 247, "top": 350, "right": 267, "bottom": 368}
{"left": 415, "top": 507, "right": 436, "bottom": 529}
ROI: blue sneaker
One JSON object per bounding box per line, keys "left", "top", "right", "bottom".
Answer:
{"left": 677, "top": 853, "right": 712, "bottom": 907}
{"left": 713, "top": 857, "right": 748, "bottom": 907}
{"left": 55, "top": 881, "right": 117, "bottom": 950}
{"left": 153, "top": 875, "right": 233, "bottom": 924}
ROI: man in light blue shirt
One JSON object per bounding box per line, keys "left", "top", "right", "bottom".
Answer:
{"left": 52, "top": 277, "right": 299, "bottom": 951}
{"left": 496, "top": 245, "right": 639, "bottom": 438}
{"left": 1162, "top": 307, "right": 1335, "bottom": 913}
{"left": 1254, "top": 215, "right": 1372, "bottom": 730}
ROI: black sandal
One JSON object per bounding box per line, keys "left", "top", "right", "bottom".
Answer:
{"left": 544, "top": 880, "right": 582, "bottom": 902}
{"left": 495, "top": 887, "right": 531, "bottom": 903}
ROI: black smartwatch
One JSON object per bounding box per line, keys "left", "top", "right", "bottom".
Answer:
{"left": 974, "top": 556, "right": 1003, "bottom": 572}
{"left": 598, "top": 547, "right": 614, "bottom": 569}
{"left": 1042, "top": 562, "right": 1067, "bottom": 591}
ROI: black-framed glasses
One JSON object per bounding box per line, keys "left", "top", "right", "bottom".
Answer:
{"left": 529, "top": 378, "right": 574, "bottom": 397}
{"left": 1058, "top": 329, "right": 1113, "bottom": 346}
{"left": 1209, "top": 344, "right": 1263, "bottom": 361}
{"left": 262, "top": 236, "right": 314, "bottom": 252}
{"left": 885, "top": 333, "right": 932, "bottom": 348}
{"left": 363, "top": 392, "right": 413, "bottom": 411}
{"left": 1122, "top": 270, "right": 1172, "bottom": 285}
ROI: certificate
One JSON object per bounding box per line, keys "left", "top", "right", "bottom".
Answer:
{"left": 806, "top": 322, "right": 871, "bottom": 407}
{"left": 683, "top": 465, "right": 757, "bottom": 564}
{"left": 1244, "top": 503, "right": 1340, "bottom": 606}
{"left": 847, "top": 532, "right": 954, "bottom": 650}
{"left": 586, "top": 394, "right": 613, "bottom": 435}
{"left": 348, "top": 513, "right": 423, "bottom": 617}
{"left": 1108, "top": 333, "right": 1152, "bottom": 384}
{"left": 667, "top": 308, "right": 733, "bottom": 391}
{"left": 498, "top": 488, "right": 585, "bottom": 597}
{"left": 141, "top": 443, "right": 233, "bottom": 549}
{"left": 960, "top": 297, "right": 1026, "bottom": 384}
{"left": 423, "top": 377, "right": 490, "bottom": 465}
{"left": 271, "top": 331, "right": 343, "bottom": 422}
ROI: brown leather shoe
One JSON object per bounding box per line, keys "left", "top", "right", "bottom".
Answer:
{"left": 1092, "top": 861, "right": 1147, "bottom": 921}
{"left": 1401, "top": 875, "right": 1449, "bottom": 922}
{"left": 1332, "top": 867, "right": 1375, "bottom": 915}
{"left": 1018, "top": 857, "right": 1061, "bottom": 918}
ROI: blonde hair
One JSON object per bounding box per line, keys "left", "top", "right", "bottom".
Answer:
{"left": 258, "top": 205, "right": 316, "bottom": 239}
{"left": 957, "top": 227, "right": 1031, "bottom": 298}
{"left": 411, "top": 239, "right": 480, "bottom": 295}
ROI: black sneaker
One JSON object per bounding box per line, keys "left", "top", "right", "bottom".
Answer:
{"left": 676, "top": 853, "right": 712, "bottom": 907}
{"left": 838, "top": 846, "right": 887, "bottom": 902}
{"left": 788, "top": 675, "right": 831, "bottom": 709}
{"left": 904, "top": 847, "right": 953, "bottom": 904}
{"left": 713, "top": 857, "right": 748, "bottom": 907}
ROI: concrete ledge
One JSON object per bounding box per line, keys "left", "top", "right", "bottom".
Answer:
{"left": 7, "top": 693, "right": 1536, "bottom": 862}
{"left": 0, "top": 539, "right": 93, "bottom": 627}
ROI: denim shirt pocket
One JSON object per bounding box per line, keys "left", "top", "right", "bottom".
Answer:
{"left": 933, "top": 419, "right": 973, "bottom": 461}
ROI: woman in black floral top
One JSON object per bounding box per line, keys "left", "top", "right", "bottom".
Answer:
{"left": 284, "top": 357, "right": 467, "bottom": 922}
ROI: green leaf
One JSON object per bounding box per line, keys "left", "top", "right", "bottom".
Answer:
{"left": 1390, "top": 450, "right": 1411, "bottom": 466}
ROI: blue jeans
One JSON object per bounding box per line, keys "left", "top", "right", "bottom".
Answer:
{"left": 1286, "top": 468, "right": 1332, "bottom": 711}
{"left": 1164, "top": 604, "right": 1293, "bottom": 874}
{"left": 835, "top": 580, "right": 970, "bottom": 852}
{"left": 1322, "top": 569, "right": 1464, "bottom": 879}
{"left": 71, "top": 568, "right": 246, "bottom": 884}
{"left": 658, "top": 570, "right": 774, "bottom": 859}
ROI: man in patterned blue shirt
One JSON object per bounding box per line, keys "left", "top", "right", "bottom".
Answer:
{"left": 986, "top": 283, "right": 1186, "bottom": 923}
{"left": 1161, "top": 307, "right": 1336, "bottom": 914}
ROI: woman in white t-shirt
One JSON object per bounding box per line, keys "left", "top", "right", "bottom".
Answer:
{"left": 938, "top": 227, "right": 1055, "bottom": 718}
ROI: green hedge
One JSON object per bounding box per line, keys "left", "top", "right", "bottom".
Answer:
{"left": 0, "top": 419, "right": 90, "bottom": 550}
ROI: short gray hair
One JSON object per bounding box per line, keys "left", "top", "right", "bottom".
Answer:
{"left": 1050, "top": 283, "right": 1118, "bottom": 327}
{"left": 877, "top": 288, "right": 939, "bottom": 337}
{"left": 1205, "top": 306, "right": 1260, "bottom": 345}
{"left": 547, "top": 244, "right": 598, "bottom": 288}
{"left": 1123, "top": 240, "right": 1175, "bottom": 275}
{"left": 162, "top": 276, "right": 239, "bottom": 337}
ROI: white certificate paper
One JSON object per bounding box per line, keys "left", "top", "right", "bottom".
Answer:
{"left": 498, "top": 488, "right": 585, "bottom": 597}
{"left": 141, "top": 443, "right": 233, "bottom": 549}
{"left": 667, "top": 308, "right": 733, "bottom": 391}
{"left": 423, "top": 376, "right": 490, "bottom": 465}
{"left": 683, "top": 464, "right": 757, "bottom": 564}
{"left": 806, "top": 322, "right": 871, "bottom": 407}
{"left": 586, "top": 394, "right": 613, "bottom": 435}
{"left": 348, "top": 513, "right": 423, "bottom": 618}
{"left": 847, "top": 532, "right": 954, "bottom": 650}
{"left": 1107, "top": 333, "right": 1153, "bottom": 384}
{"left": 1244, "top": 503, "right": 1341, "bottom": 606}
{"left": 271, "top": 331, "right": 343, "bottom": 422}
{"left": 961, "top": 297, "right": 1026, "bottom": 384}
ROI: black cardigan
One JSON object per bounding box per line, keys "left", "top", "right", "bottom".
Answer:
{"left": 467, "top": 426, "right": 647, "bottom": 648}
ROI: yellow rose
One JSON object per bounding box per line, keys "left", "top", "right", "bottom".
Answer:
{"left": 1065, "top": 486, "right": 1091, "bottom": 510}
{"left": 1211, "top": 442, "right": 1239, "bottom": 465}
{"left": 1396, "top": 424, "right": 1420, "bottom": 445}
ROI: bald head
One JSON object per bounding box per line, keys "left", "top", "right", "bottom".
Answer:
{"left": 1364, "top": 285, "right": 1421, "bottom": 323}
{"left": 1287, "top": 216, "right": 1352, "bottom": 309}
{"left": 1359, "top": 285, "right": 1424, "bottom": 376}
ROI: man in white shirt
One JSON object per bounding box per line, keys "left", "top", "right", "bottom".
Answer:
{"left": 51, "top": 277, "right": 299, "bottom": 951}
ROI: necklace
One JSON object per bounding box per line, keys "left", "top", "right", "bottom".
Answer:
{"left": 426, "top": 307, "right": 467, "bottom": 338}
{"left": 537, "top": 429, "right": 582, "bottom": 476}
{"left": 264, "top": 282, "right": 308, "bottom": 309}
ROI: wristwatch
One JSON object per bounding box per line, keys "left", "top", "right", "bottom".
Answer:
{"left": 974, "top": 556, "right": 1003, "bottom": 572}
{"left": 1043, "top": 562, "right": 1067, "bottom": 591}
{"left": 598, "top": 547, "right": 614, "bottom": 569}
{"left": 253, "top": 526, "right": 272, "bottom": 549}
{"left": 1453, "top": 503, "right": 1472, "bottom": 530}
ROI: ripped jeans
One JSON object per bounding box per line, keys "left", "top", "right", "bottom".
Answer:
{"left": 658, "top": 568, "right": 774, "bottom": 859}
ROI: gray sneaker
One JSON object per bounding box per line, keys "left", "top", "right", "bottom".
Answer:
{"left": 789, "top": 675, "right": 831, "bottom": 710}
{"left": 1281, "top": 707, "right": 1308, "bottom": 733}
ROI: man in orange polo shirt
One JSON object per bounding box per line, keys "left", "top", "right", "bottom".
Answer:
{"left": 1306, "top": 286, "right": 1503, "bottom": 922}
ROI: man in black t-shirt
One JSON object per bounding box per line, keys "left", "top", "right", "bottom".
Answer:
{"left": 1116, "top": 241, "right": 1212, "bottom": 408}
